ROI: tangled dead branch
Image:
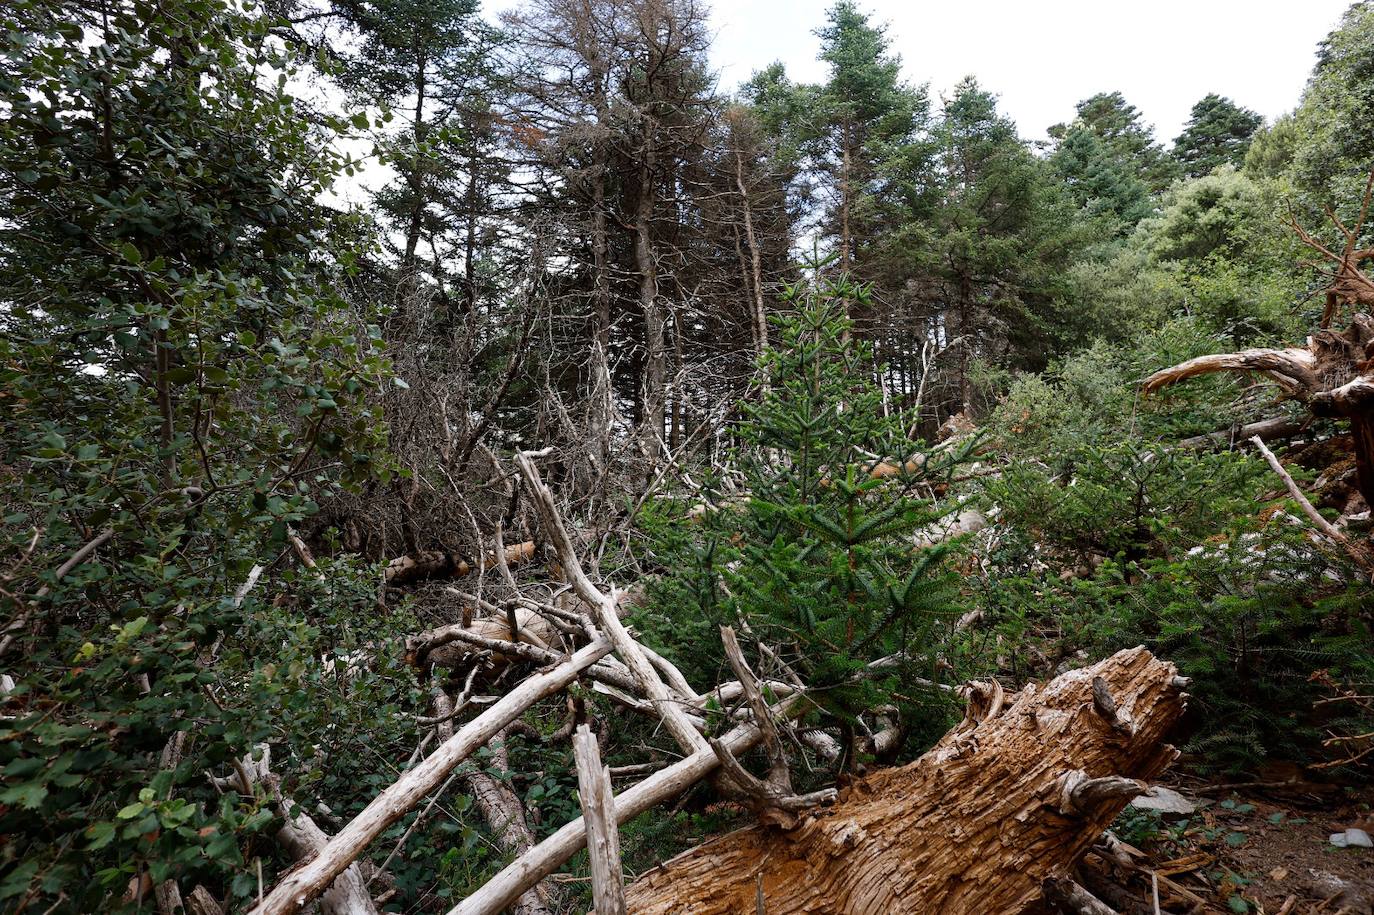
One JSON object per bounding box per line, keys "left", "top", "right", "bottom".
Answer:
{"left": 237, "top": 449, "right": 1191, "bottom": 915}
{"left": 1145, "top": 173, "right": 1374, "bottom": 520}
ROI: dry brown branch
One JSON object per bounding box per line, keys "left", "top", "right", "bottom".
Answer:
{"left": 1177, "top": 416, "right": 1306, "bottom": 450}
{"left": 0, "top": 525, "right": 115, "bottom": 658}
{"left": 1288, "top": 169, "right": 1374, "bottom": 327}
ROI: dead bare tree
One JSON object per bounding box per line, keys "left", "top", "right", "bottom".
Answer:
{"left": 1145, "top": 169, "right": 1374, "bottom": 517}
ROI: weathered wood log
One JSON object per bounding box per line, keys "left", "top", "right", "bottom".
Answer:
{"left": 407, "top": 606, "right": 559, "bottom": 671}
{"left": 384, "top": 540, "right": 536, "bottom": 586}
{"left": 272, "top": 798, "right": 380, "bottom": 915}
{"left": 185, "top": 886, "right": 225, "bottom": 915}
{"left": 622, "top": 646, "right": 1186, "bottom": 915}
{"left": 1177, "top": 416, "right": 1306, "bottom": 450}
{"left": 573, "top": 723, "right": 625, "bottom": 915}
{"left": 1146, "top": 317, "right": 1374, "bottom": 510}
{"left": 1044, "top": 878, "right": 1121, "bottom": 915}
{"left": 1142, "top": 346, "right": 1321, "bottom": 399}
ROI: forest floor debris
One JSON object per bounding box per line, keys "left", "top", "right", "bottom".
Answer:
{"left": 1092, "top": 775, "right": 1374, "bottom": 914}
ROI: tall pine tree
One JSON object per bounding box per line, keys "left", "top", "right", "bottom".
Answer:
{"left": 1172, "top": 93, "right": 1263, "bottom": 179}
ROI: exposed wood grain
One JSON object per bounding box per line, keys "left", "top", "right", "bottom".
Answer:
{"left": 623, "top": 647, "right": 1186, "bottom": 915}
{"left": 574, "top": 723, "right": 625, "bottom": 915}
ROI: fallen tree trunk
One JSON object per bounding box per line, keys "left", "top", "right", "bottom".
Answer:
{"left": 384, "top": 540, "right": 536, "bottom": 587}
{"left": 1178, "top": 415, "right": 1307, "bottom": 450}
{"left": 622, "top": 646, "right": 1187, "bottom": 915}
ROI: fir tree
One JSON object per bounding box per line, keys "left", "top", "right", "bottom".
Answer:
{"left": 1051, "top": 90, "right": 1179, "bottom": 191}
{"left": 649, "top": 264, "right": 972, "bottom": 766}
{"left": 1172, "top": 93, "right": 1263, "bottom": 179}
{"left": 1052, "top": 123, "right": 1153, "bottom": 232}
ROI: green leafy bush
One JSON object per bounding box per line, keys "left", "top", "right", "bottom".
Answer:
{"left": 0, "top": 0, "right": 415, "bottom": 908}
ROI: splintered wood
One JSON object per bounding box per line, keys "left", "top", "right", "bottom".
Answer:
{"left": 623, "top": 647, "right": 1187, "bottom": 915}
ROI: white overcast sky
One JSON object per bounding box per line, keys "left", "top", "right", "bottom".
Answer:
{"left": 701, "top": 0, "right": 1353, "bottom": 144}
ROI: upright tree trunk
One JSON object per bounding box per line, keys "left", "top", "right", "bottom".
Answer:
{"left": 462, "top": 137, "right": 480, "bottom": 319}
{"left": 636, "top": 134, "right": 665, "bottom": 468}
{"left": 839, "top": 119, "right": 852, "bottom": 274}
{"left": 957, "top": 273, "right": 973, "bottom": 414}
{"left": 402, "top": 52, "right": 429, "bottom": 273}
{"left": 670, "top": 306, "right": 683, "bottom": 451}
{"left": 735, "top": 147, "right": 768, "bottom": 354}
{"left": 586, "top": 47, "right": 613, "bottom": 483}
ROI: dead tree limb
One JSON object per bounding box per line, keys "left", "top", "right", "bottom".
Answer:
{"left": 447, "top": 691, "right": 811, "bottom": 915}
{"left": 1144, "top": 314, "right": 1374, "bottom": 510}
{"left": 247, "top": 639, "right": 612, "bottom": 915}
{"left": 515, "top": 450, "right": 709, "bottom": 757}
{"left": 621, "top": 647, "right": 1186, "bottom": 915}
{"left": 574, "top": 723, "right": 625, "bottom": 915}
{"left": 1286, "top": 168, "right": 1374, "bottom": 328}
{"left": 1177, "top": 416, "right": 1306, "bottom": 450}
{"left": 1043, "top": 878, "right": 1121, "bottom": 915}
{"left": 0, "top": 525, "right": 114, "bottom": 658}
{"left": 719, "top": 625, "right": 790, "bottom": 792}
{"left": 1147, "top": 184, "right": 1374, "bottom": 512}
{"left": 1141, "top": 347, "right": 1319, "bottom": 399}
{"left": 1251, "top": 436, "right": 1374, "bottom": 573}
